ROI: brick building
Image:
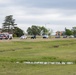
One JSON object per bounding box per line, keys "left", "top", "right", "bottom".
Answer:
{"left": 56, "top": 31, "right": 65, "bottom": 36}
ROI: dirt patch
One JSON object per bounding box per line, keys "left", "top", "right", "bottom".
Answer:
{"left": 53, "top": 45, "right": 59, "bottom": 48}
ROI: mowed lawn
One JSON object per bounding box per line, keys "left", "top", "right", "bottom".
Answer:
{"left": 0, "top": 38, "right": 76, "bottom": 75}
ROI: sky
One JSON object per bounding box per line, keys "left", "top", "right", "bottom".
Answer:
{"left": 0, "top": 0, "right": 76, "bottom": 34}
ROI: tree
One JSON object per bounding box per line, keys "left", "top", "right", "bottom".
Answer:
{"left": 65, "top": 28, "right": 73, "bottom": 36}
{"left": 27, "top": 25, "right": 41, "bottom": 35}
{"left": 39, "top": 26, "right": 48, "bottom": 35}
{"left": 2, "top": 15, "right": 17, "bottom": 34}
{"left": 14, "top": 27, "right": 24, "bottom": 37}
{"left": 72, "top": 27, "right": 76, "bottom": 37}
{"left": 27, "top": 25, "right": 49, "bottom": 35}
{"left": 48, "top": 29, "right": 53, "bottom": 36}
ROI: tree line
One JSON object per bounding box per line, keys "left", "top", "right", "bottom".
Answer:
{"left": 1, "top": 15, "right": 76, "bottom": 37}
{"left": 65, "top": 27, "right": 76, "bottom": 37}
{"left": 1, "top": 15, "right": 52, "bottom": 37}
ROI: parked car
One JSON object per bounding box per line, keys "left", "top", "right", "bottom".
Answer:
{"left": 55, "top": 35, "right": 60, "bottom": 38}
{"left": 20, "top": 35, "right": 27, "bottom": 39}
{"left": 69, "top": 35, "right": 74, "bottom": 38}
{"left": 74, "top": 35, "right": 76, "bottom": 38}
{"left": 0, "top": 34, "right": 8, "bottom": 40}
{"left": 31, "top": 35, "right": 36, "bottom": 39}
{"left": 63, "top": 35, "right": 67, "bottom": 38}
{"left": 43, "top": 35, "right": 49, "bottom": 38}
{"left": 0, "top": 33, "right": 13, "bottom": 40}
{"left": 8, "top": 34, "right": 13, "bottom": 39}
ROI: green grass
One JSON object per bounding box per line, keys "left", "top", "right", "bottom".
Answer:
{"left": 0, "top": 62, "right": 76, "bottom": 75}
{"left": 0, "top": 39, "right": 76, "bottom": 75}
{"left": 0, "top": 39, "right": 76, "bottom": 62}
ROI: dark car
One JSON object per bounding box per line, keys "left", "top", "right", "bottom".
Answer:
{"left": 63, "top": 35, "right": 67, "bottom": 38}
{"left": 55, "top": 35, "right": 60, "bottom": 38}
{"left": 74, "top": 35, "right": 76, "bottom": 38}
{"left": 31, "top": 35, "right": 36, "bottom": 39}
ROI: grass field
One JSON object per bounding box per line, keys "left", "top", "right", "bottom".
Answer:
{"left": 0, "top": 38, "right": 76, "bottom": 75}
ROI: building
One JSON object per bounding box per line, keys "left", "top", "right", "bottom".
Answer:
{"left": 56, "top": 31, "right": 65, "bottom": 36}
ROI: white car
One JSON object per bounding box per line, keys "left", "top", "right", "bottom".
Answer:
{"left": 43, "top": 35, "right": 49, "bottom": 38}
{"left": 20, "top": 35, "right": 27, "bottom": 39}
{"left": 69, "top": 35, "right": 74, "bottom": 38}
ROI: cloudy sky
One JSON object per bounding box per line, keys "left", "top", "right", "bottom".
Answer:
{"left": 0, "top": 0, "right": 76, "bottom": 34}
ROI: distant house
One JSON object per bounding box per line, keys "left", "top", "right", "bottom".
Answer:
{"left": 56, "top": 31, "right": 65, "bottom": 36}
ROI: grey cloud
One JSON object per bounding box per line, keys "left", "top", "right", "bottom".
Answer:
{"left": 10, "top": 0, "right": 76, "bottom": 17}
{"left": 16, "top": 17, "right": 76, "bottom": 26}
{"left": 1, "top": 0, "right": 76, "bottom": 16}
{"left": 12, "top": 0, "right": 76, "bottom": 9}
